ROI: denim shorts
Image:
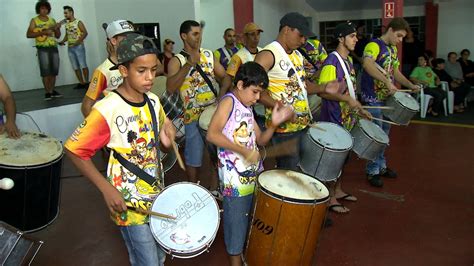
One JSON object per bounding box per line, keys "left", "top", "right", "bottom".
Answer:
{"left": 68, "top": 44, "right": 88, "bottom": 70}
{"left": 184, "top": 121, "right": 204, "bottom": 167}
{"left": 37, "top": 47, "right": 59, "bottom": 77}
{"left": 223, "top": 195, "right": 254, "bottom": 255}
{"left": 119, "top": 224, "right": 166, "bottom": 266}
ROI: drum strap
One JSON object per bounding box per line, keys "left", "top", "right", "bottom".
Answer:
{"left": 180, "top": 50, "right": 218, "bottom": 97}
{"left": 332, "top": 51, "right": 356, "bottom": 100}
{"left": 112, "top": 93, "right": 163, "bottom": 187}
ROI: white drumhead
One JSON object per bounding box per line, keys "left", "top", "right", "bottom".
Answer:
{"left": 198, "top": 105, "right": 217, "bottom": 131}
{"left": 394, "top": 92, "right": 420, "bottom": 111}
{"left": 151, "top": 76, "right": 167, "bottom": 96}
{"left": 0, "top": 131, "right": 63, "bottom": 166}
{"left": 359, "top": 119, "right": 389, "bottom": 144}
{"left": 258, "top": 170, "right": 329, "bottom": 201}
{"left": 309, "top": 122, "right": 353, "bottom": 150}
{"left": 149, "top": 182, "right": 220, "bottom": 257}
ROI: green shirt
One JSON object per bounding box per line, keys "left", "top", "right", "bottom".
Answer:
{"left": 410, "top": 66, "right": 437, "bottom": 88}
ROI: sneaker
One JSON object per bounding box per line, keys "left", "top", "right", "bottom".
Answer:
{"left": 367, "top": 174, "right": 383, "bottom": 187}
{"left": 380, "top": 168, "right": 397, "bottom": 178}
{"left": 73, "top": 83, "right": 84, "bottom": 90}
{"left": 44, "top": 93, "right": 52, "bottom": 101}
{"left": 210, "top": 190, "right": 223, "bottom": 201}
{"left": 51, "top": 90, "right": 63, "bottom": 98}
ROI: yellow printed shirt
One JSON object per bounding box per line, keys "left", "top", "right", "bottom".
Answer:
{"left": 65, "top": 19, "right": 83, "bottom": 46}
{"left": 85, "top": 58, "right": 122, "bottom": 101}
{"left": 361, "top": 38, "right": 400, "bottom": 103}
{"left": 33, "top": 16, "right": 57, "bottom": 48}
{"left": 226, "top": 47, "right": 261, "bottom": 77}
{"left": 176, "top": 49, "right": 219, "bottom": 124}
{"left": 264, "top": 41, "right": 311, "bottom": 133}
{"left": 65, "top": 91, "right": 165, "bottom": 226}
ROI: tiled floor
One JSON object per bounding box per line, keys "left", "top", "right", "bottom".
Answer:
{"left": 4, "top": 88, "right": 474, "bottom": 265}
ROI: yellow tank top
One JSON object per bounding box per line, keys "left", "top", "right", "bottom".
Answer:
{"left": 264, "top": 41, "right": 311, "bottom": 133}
{"left": 175, "top": 49, "right": 219, "bottom": 124}
{"left": 33, "top": 16, "right": 57, "bottom": 48}
{"left": 65, "top": 19, "right": 82, "bottom": 46}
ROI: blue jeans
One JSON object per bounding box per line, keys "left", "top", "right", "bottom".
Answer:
{"left": 271, "top": 128, "right": 308, "bottom": 171}
{"left": 67, "top": 44, "right": 88, "bottom": 70}
{"left": 365, "top": 101, "right": 391, "bottom": 175}
{"left": 119, "top": 224, "right": 166, "bottom": 266}
{"left": 184, "top": 121, "right": 205, "bottom": 167}
{"left": 223, "top": 195, "right": 254, "bottom": 255}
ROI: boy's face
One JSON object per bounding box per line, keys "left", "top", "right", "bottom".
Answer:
{"left": 120, "top": 54, "right": 158, "bottom": 93}
{"left": 417, "top": 56, "right": 427, "bottom": 67}
{"left": 183, "top": 26, "right": 201, "bottom": 49}
{"left": 237, "top": 82, "right": 263, "bottom": 107}
{"left": 39, "top": 6, "right": 49, "bottom": 16}
{"left": 341, "top": 33, "right": 358, "bottom": 52}
{"left": 387, "top": 28, "right": 406, "bottom": 46}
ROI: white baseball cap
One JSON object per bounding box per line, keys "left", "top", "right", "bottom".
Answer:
{"left": 105, "top": 20, "right": 134, "bottom": 39}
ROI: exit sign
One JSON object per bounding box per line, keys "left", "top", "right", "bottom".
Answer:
{"left": 384, "top": 2, "right": 395, "bottom": 18}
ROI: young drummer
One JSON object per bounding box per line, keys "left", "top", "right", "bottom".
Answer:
{"left": 318, "top": 21, "right": 371, "bottom": 214}
{"left": 65, "top": 33, "right": 176, "bottom": 266}
{"left": 206, "top": 62, "right": 293, "bottom": 266}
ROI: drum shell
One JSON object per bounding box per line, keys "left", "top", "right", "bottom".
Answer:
{"left": 300, "top": 130, "right": 351, "bottom": 182}
{"left": 0, "top": 155, "right": 63, "bottom": 232}
{"left": 351, "top": 124, "right": 388, "bottom": 161}
{"left": 382, "top": 95, "right": 418, "bottom": 125}
{"left": 245, "top": 176, "right": 328, "bottom": 266}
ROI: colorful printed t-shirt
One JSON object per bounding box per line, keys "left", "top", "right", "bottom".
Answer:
{"left": 217, "top": 93, "right": 262, "bottom": 197}
{"left": 65, "top": 91, "right": 165, "bottom": 226}
{"left": 226, "top": 47, "right": 261, "bottom": 77}
{"left": 299, "top": 39, "right": 328, "bottom": 81}
{"left": 175, "top": 49, "right": 219, "bottom": 124}
{"left": 410, "top": 66, "right": 438, "bottom": 88}
{"left": 319, "top": 52, "right": 359, "bottom": 131}
{"left": 65, "top": 19, "right": 83, "bottom": 46}
{"left": 264, "top": 41, "right": 311, "bottom": 133}
{"left": 361, "top": 38, "right": 400, "bottom": 103}
{"left": 85, "top": 58, "right": 122, "bottom": 101}
{"left": 33, "top": 16, "right": 57, "bottom": 48}
{"left": 214, "top": 46, "right": 239, "bottom": 70}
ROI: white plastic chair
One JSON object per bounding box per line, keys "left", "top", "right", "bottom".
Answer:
{"left": 440, "top": 81, "right": 454, "bottom": 115}
{"left": 419, "top": 88, "right": 434, "bottom": 118}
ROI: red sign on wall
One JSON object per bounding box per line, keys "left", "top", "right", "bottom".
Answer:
{"left": 384, "top": 2, "right": 395, "bottom": 18}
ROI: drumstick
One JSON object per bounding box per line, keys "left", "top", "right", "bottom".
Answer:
{"left": 362, "top": 106, "right": 394, "bottom": 110}
{"left": 370, "top": 117, "right": 400, "bottom": 126}
{"left": 127, "top": 205, "right": 176, "bottom": 220}
{"left": 397, "top": 89, "right": 419, "bottom": 93}
{"left": 172, "top": 140, "right": 185, "bottom": 170}
{"left": 309, "top": 123, "right": 327, "bottom": 131}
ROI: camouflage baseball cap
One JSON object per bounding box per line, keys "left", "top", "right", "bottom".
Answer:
{"left": 110, "top": 33, "right": 158, "bottom": 70}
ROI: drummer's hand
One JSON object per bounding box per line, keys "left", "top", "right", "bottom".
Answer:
{"left": 102, "top": 186, "right": 127, "bottom": 214}
{"left": 386, "top": 82, "right": 398, "bottom": 95}
{"left": 348, "top": 98, "right": 363, "bottom": 112}
{"left": 4, "top": 121, "right": 21, "bottom": 139}
{"left": 271, "top": 101, "right": 294, "bottom": 126}
{"left": 323, "top": 80, "right": 340, "bottom": 95}
{"left": 410, "top": 84, "right": 421, "bottom": 93}
{"left": 358, "top": 109, "right": 373, "bottom": 120}
{"left": 160, "top": 118, "right": 176, "bottom": 149}
{"left": 243, "top": 149, "right": 260, "bottom": 165}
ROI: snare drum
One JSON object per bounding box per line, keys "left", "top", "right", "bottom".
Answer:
{"left": 351, "top": 119, "right": 389, "bottom": 161}
{"left": 246, "top": 170, "right": 329, "bottom": 266}
{"left": 198, "top": 105, "right": 218, "bottom": 163}
{"left": 149, "top": 182, "right": 220, "bottom": 258}
{"left": 300, "top": 122, "right": 353, "bottom": 181}
{"left": 383, "top": 91, "right": 420, "bottom": 125}
{"left": 0, "top": 132, "right": 63, "bottom": 232}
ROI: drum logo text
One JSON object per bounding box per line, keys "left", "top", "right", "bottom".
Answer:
{"left": 252, "top": 218, "right": 273, "bottom": 235}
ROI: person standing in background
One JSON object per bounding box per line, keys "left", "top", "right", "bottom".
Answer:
{"left": 26, "top": 1, "right": 63, "bottom": 100}
{"left": 59, "top": 5, "right": 89, "bottom": 89}
{"left": 158, "top": 38, "right": 175, "bottom": 76}
{"left": 214, "top": 28, "right": 239, "bottom": 70}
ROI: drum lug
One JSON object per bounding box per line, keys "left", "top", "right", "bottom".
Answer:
{"left": 219, "top": 209, "right": 224, "bottom": 213}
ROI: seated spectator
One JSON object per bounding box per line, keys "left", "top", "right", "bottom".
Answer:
{"left": 445, "top": 52, "right": 465, "bottom": 81}
{"left": 410, "top": 56, "right": 446, "bottom": 117}
{"left": 432, "top": 58, "right": 469, "bottom": 112}
{"left": 458, "top": 49, "right": 474, "bottom": 86}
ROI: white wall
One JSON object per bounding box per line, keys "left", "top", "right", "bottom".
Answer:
{"left": 437, "top": 0, "right": 474, "bottom": 59}
{"left": 0, "top": 0, "right": 102, "bottom": 92}
{"left": 198, "top": 0, "right": 234, "bottom": 51}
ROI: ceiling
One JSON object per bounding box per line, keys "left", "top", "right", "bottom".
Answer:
{"left": 305, "top": 0, "right": 429, "bottom": 12}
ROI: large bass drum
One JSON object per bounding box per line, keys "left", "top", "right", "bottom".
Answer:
{"left": 0, "top": 132, "right": 63, "bottom": 232}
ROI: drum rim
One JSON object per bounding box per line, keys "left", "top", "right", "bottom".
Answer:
{"left": 356, "top": 119, "right": 389, "bottom": 145}
{"left": 257, "top": 169, "right": 330, "bottom": 204}
{"left": 307, "top": 122, "right": 354, "bottom": 151}
{"left": 393, "top": 92, "right": 420, "bottom": 112}
{"left": 149, "top": 181, "right": 220, "bottom": 256}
